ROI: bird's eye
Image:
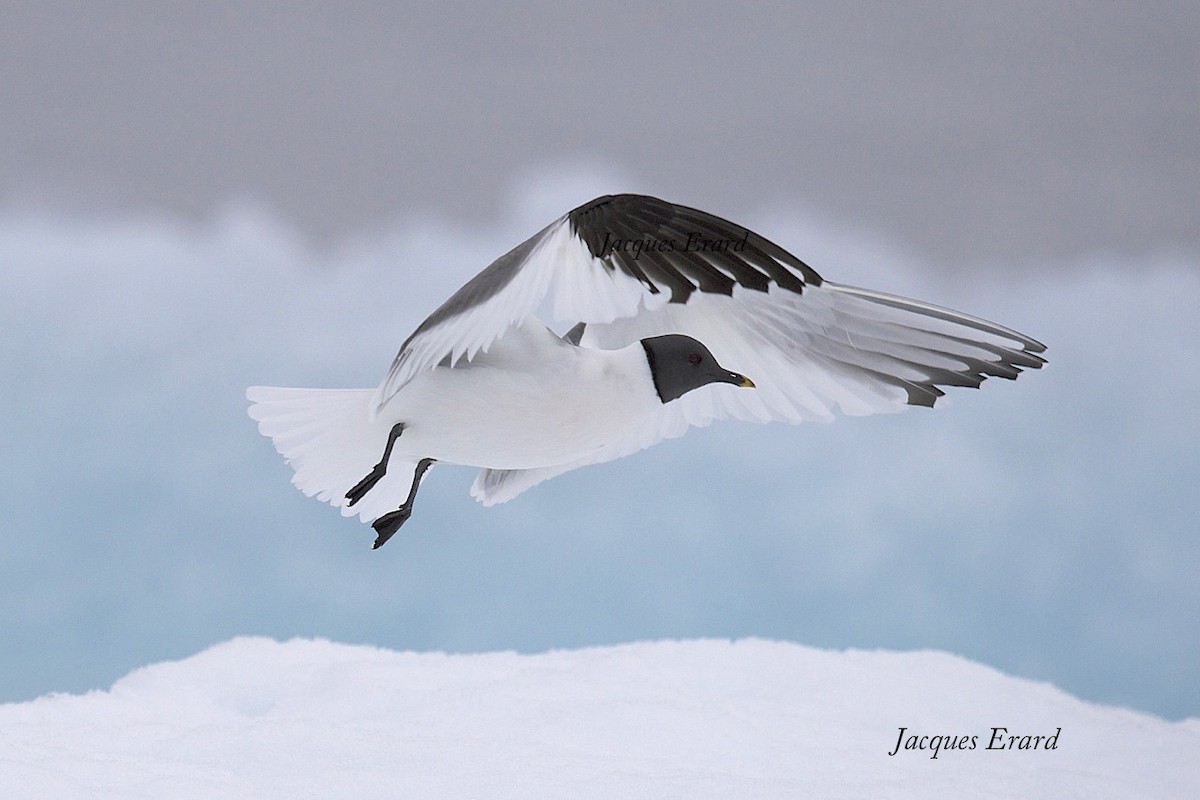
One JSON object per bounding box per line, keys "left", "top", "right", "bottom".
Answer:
{"left": 687, "top": 353, "right": 702, "bottom": 365}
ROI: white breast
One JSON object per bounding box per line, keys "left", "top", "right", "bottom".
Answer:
{"left": 383, "top": 321, "right": 660, "bottom": 470}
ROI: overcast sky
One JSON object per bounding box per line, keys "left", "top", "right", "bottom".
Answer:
{"left": 2, "top": 2, "right": 1197, "bottom": 721}
{"left": 3, "top": 2, "right": 1197, "bottom": 264}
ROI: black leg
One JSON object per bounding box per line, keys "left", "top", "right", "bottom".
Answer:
{"left": 346, "top": 422, "right": 406, "bottom": 507}
{"left": 371, "top": 458, "right": 435, "bottom": 549}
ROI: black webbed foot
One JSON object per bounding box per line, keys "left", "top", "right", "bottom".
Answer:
{"left": 346, "top": 466, "right": 385, "bottom": 507}
{"left": 371, "top": 506, "right": 413, "bottom": 549}
{"left": 346, "top": 422, "right": 406, "bottom": 507}
{"left": 369, "top": 457, "right": 435, "bottom": 550}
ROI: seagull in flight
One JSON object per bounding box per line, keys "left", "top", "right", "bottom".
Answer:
{"left": 248, "top": 194, "right": 1045, "bottom": 548}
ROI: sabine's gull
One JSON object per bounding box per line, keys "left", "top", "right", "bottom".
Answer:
{"left": 248, "top": 194, "right": 1045, "bottom": 548}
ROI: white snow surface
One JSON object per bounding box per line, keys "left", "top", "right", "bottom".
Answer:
{"left": 1, "top": 638, "right": 1195, "bottom": 798}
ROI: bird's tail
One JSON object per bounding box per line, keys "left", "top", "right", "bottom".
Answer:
{"left": 246, "top": 386, "right": 418, "bottom": 522}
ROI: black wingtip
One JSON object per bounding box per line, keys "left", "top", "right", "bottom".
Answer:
{"left": 567, "top": 194, "right": 823, "bottom": 298}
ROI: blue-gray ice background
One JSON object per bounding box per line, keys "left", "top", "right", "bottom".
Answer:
{"left": 4, "top": 175, "right": 1197, "bottom": 718}
{"left": 2, "top": 3, "right": 1197, "bottom": 719}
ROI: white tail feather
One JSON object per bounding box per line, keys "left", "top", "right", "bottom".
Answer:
{"left": 246, "top": 386, "right": 417, "bottom": 523}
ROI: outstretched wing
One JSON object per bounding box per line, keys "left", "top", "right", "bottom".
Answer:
{"left": 368, "top": 191, "right": 1044, "bottom": 504}
{"left": 471, "top": 280, "right": 1046, "bottom": 505}
{"left": 371, "top": 194, "right": 823, "bottom": 415}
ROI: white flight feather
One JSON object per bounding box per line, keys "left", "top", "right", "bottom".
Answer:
{"left": 372, "top": 219, "right": 656, "bottom": 417}
{"left": 471, "top": 280, "right": 1041, "bottom": 505}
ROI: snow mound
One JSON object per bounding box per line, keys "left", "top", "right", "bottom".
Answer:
{"left": 1, "top": 638, "right": 1195, "bottom": 798}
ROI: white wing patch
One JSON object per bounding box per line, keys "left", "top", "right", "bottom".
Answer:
{"left": 372, "top": 218, "right": 654, "bottom": 417}
{"left": 471, "top": 281, "right": 1043, "bottom": 506}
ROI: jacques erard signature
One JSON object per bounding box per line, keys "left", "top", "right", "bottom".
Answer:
{"left": 888, "top": 726, "right": 1062, "bottom": 759}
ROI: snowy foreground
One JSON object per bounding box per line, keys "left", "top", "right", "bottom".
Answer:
{"left": 2, "top": 638, "right": 1196, "bottom": 798}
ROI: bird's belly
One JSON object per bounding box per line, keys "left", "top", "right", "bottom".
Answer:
{"left": 387, "top": 360, "right": 657, "bottom": 469}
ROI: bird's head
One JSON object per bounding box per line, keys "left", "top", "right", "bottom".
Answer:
{"left": 640, "top": 334, "right": 755, "bottom": 404}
